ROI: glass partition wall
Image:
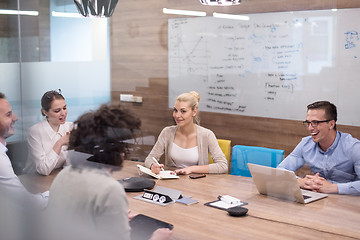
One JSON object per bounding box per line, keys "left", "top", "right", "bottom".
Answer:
{"left": 0, "top": 0, "right": 111, "bottom": 143}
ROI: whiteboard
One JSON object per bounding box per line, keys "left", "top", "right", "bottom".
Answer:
{"left": 168, "top": 9, "right": 360, "bottom": 126}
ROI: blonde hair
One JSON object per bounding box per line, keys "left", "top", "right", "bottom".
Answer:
{"left": 176, "top": 91, "right": 200, "bottom": 125}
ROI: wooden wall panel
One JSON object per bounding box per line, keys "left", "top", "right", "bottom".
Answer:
{"left": 110, "top": 0, "right": 360, "bottom": 157}
{"left": 0, "top": 1, "right": 9, "bottom": 38}
{"left": 38, "top": 0, "right": 50, "bottom": 61}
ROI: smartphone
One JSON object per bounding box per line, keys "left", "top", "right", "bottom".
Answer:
{"left": 189, "top": 174, "right": 206, "bottom": 179}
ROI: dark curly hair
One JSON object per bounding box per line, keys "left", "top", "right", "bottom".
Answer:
{"left": 69, "top": 104, "right": 141, "bottom": 167}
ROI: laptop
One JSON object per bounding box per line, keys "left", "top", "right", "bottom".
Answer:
{"left": 247, "top": 163, "right": 328, "bottom": 204}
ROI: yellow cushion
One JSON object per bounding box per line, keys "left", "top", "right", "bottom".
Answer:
{"left": 209, "top": 139, "right": 231, "bottom": 173}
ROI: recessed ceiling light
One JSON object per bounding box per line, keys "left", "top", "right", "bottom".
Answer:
{"left": 163, "top": 8, "right": 206, "bottom": 17}
{"left": 0, "top": 9, "right": 38, "bottom": 16}
{"left": 213, "top": 12, "right": 249, "bottom": 20}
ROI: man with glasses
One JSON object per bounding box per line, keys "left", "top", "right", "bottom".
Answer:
{"left": 278, "top": 101, "right": 360, "bottom": 195}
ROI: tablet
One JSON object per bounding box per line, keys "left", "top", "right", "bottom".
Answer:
{"left": 130, "top": 214, "right": 174, "bottom": 240}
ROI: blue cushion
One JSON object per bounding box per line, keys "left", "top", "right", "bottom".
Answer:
{"left": 230, "top": 145, "right": 284, "bottom": 177}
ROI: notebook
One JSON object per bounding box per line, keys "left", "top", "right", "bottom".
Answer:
{"left": 137, "top": 164, "right": 179, "bottom": 180}
{"left": 247, "top": 163, "right": 328, "bottom": 204}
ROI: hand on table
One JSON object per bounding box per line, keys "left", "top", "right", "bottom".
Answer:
{"left": 298, "top": 172, "right": 338, "bottom": 193}
{"left": 128, "top": 210, "right": 137, "bottom": 221}
{"left": 173, "top": 166, "right": 193, "bottom": 175}
{"left": 150, "top": 228, "right": 172, "bottom": 240}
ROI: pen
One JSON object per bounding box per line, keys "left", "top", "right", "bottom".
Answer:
{"left": 152, "top": 157, "right": 164, "bottom": 171}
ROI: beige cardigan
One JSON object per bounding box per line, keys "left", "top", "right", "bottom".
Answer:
{"left": 144, "top": 125, "right": 228, "bottom": 174}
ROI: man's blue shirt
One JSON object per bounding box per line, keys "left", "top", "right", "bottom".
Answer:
{"left": 278, "top": 131, "right": 360, "bottom": 195}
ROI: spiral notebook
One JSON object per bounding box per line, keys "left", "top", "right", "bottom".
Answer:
{"left": 137, "top": 164, "right": 179, "bottom": 180}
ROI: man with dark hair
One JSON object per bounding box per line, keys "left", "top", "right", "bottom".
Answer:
{"left": 0, "top": 92, "right": 49, "bottom": 208}
{"left": 278, "top": 101, "right": 360, "bottom": 195}
{"left": 44, "top": 104, "right": 172, "bottom": 240}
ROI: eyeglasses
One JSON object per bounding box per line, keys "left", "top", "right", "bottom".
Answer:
{"left": 302, "top": 120, "right": 331, "bottom": 127}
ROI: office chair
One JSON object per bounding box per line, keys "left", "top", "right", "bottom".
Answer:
{"left": 209, "top": 139, "right": 231, "bottom": 173}
{"left": 6, "top": 141, "right": 28, "bottom": 175}
{"left": 230, "top": 145, "right": 284, "bottom": 177}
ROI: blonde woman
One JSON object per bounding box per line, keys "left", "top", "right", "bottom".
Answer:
{"left": 145, "top": 91, "right": 228, "bottom": 175}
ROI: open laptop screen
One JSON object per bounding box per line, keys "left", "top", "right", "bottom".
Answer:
{"left": 247, "top": 163, "right": 327, "bottom": 204}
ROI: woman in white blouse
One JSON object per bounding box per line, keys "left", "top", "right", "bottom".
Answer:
{"left": 24, "top": 90, "right": 73, "bottom": 175}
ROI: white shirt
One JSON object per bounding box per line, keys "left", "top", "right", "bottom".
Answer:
{"left": 170, "top": 142, "right": 199, "bottom": 168}
{"left": 0, "top": 142, "right": 48, "bottom": 210}
{"left": 24, "top": 120, "right": 73, "bottom": 175}
{"left": 44, "top": 165, "right": 130, "bottom": 240}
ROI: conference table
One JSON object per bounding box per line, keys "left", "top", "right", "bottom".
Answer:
{"left": 20, "top": 160, "right": 360, "bottom": 240}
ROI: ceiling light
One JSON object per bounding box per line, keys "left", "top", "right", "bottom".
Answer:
{"left": 163, "top": 8, "right": 206, "bottom": 17}
{"left": 74, "top": 0, "right": 118, "bottom": 17}
{"left": 200, "top": 0, "right": 241, "bottom": 6}
{"left": 213, "top": 12, "right": 249, "bottom": 21}
{"left": 0, "top": 9, "right": 38, "bottom": 16}
{"left": 52, "top": 11, "right": 83, "bottom": 18}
